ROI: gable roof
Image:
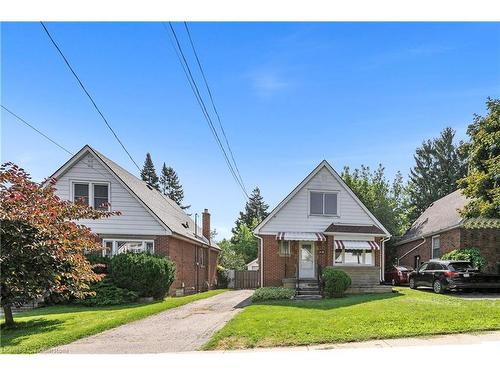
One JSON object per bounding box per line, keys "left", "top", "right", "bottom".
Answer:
{"left": 254, "top": 160, "right": 390, "bottom": 237}
{"left": 50, "top": 145, "right": 219, "bottom": 250}
{"left": 395, "top": 190, "right": 468, "bottom": 245}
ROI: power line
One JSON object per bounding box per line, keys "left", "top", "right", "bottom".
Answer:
{"left": 163, "top": 22, "right": 249, "bottom": 199}
{"left": 39, "top": 22, "right": 142, "bottom": 172}
{"left": 183, "top": 22, "right": 247, "bottom": 195}
{"left": 1, "top": 104, "right": 73, "bottom": 155}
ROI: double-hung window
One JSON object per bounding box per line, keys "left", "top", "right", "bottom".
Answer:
{"left": 279, "top": 241, "right": 290, "bottom": 257}
{"left": 73, "top": 182, "right": 110, "bottom": 210}
{"left": 310, "top": 191, "right": 338, "bottom": 216}
{"left": 334, "top": 247, "right": 374, "bottom": 266}
{"left": 432, "top": 235, "right": 440, "bottom": 259}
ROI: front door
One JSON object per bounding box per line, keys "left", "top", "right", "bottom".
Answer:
{"left": 299, "top": 242, "right": 315, "bottom": 279}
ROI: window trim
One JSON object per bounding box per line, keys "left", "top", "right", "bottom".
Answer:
{"left": 101, "top": 238, "right": 155, "bottom": 257}
{"left": 431, "top": 235, "right": 440, "bottom": 259}
{"left": 71, "top": 180, "right": 111, "bottom": 211}
{"left": 308, "top": 190, "right": 340, "bottom": 217}
{"left": 279, "top": 240, "right": 291, "bottom": 257}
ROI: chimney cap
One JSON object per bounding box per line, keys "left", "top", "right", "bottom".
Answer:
{"left": 203, "top": 208, "right": 209, "bottom": 214}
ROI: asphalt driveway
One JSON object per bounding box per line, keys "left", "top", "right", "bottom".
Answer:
{"left": 45, "top": 289, "right": 253, "bottom": 354}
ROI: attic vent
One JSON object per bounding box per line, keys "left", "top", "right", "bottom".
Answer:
{"left": 182, "top": 221, "right": 189, "bottom": 229}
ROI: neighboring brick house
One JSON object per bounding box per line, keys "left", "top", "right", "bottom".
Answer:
{"left": 50, "top": 145, "right": 219, "bottom": 295}
{"left": 254, "top": 160, "right": 392, "bottom": 295}
{"left": 394, "top": 190, "right": 500, "bottom": 273}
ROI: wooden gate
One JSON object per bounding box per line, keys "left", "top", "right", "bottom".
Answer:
{"left": 234, "top": 270, "right": 260, "bottom": 289}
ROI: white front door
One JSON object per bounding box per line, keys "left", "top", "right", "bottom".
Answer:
{"left": 299, "top": 242, "right": 315, "bottom": 279}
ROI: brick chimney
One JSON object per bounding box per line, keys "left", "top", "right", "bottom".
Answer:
{"left": 202, "top": 209, "right": 211, "bottom": 240}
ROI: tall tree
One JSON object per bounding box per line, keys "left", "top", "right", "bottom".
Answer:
{"left": 217, "top": 239, "right": 246, "bottom": 271}
{"left": 407, "top": 127, "right": 467, "bottom": 222}
{"left": 233, "top": 187, "right": 269, "bottom": 235}
{"left": 159, "top": 163, "right": 188, "bottom": 208}
{"left": 0, "top": 163, "right": 117, "bottom": 326}
{"left": 341, "top": 164, "right": 410, "bottom": 237}
{"left": 458, "top": 98, "right": 500, "bottom": 218}
{"left": 140, "top": 153, "right": 159, "bottom": 190}
{"left": 230, "top": 219, "right": 260, "bottom": 263}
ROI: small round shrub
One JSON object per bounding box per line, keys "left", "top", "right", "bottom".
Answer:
{"left": 441, "top": 248, "right": 486, "bottom": 270}
{"left": 251, "top": 287, "right": 295, "bottom": 302}
{"left": 110, "top": 253, "right": 176, "bottom": 300}
{"left": 322, "top": 267, "right": 351, "bottom": 298}
{"left": 75, "top": 279, "right": 138, "bottom": 306}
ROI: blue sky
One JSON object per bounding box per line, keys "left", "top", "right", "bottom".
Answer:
{"left": 2, "top": 22, "right": 499, "bottom": 239}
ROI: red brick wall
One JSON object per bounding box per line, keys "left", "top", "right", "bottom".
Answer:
{"left": 461, "top": 228, "right": 500, "bottom": 273}
{"left": 154, "top": 235, "right": 219, "bottom": 295}
{"left": 395, "top": 228, "right": 462, "bottom": 269}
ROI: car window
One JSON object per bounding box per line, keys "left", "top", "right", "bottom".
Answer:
{"left": 449, "top": 262, "right": 473, "bottom": 272}
{"left": 418, "top": 263, "right": 428, "bottom": 272}
{"left": 427, "top": 263, "right": 436, "bottom": 271}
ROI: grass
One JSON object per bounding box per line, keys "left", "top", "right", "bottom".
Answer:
{"left": 204, "top": 288, "right": 500, "bottom": 350}
{"left": 0, "top": 289, "right": 227, "bottom": 354}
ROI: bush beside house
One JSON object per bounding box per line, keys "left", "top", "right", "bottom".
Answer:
{"left": 322, "top": 267, "right": 352, "bottom": 298}
{"left": 110, "top": 253, "right": 176, "bottom": 300}
{"left": 441, "top": 248, "right": 487, "bottom": 270}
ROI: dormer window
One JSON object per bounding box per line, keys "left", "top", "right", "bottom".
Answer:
{"left": 310, "top": 191, "right": 338, "bottom": 216}
{"left": 73, "top": 181, "right": 110, "bottom": 210}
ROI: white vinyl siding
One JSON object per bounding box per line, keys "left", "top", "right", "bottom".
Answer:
{"left": 54, "top": 153, "right": 166, "bottom": 235}
{"left": 259, "top": 166, "right": 378, "bottom": 233}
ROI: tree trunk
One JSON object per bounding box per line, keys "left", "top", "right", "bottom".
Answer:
{"left": 2, "top": 304, "right": 15, "bottom": 327}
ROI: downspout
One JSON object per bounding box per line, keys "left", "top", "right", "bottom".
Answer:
{"left": 397, "top": 237, "right": 426, "bottom": 266}
{"left": 254, "top": 234, "right": 264, "bottom": 287}
{"left": 380, "top": 237, "right": 390, "bottom": 282}
{"left": 195, "top": 213, "right": 199, "bottom": 293}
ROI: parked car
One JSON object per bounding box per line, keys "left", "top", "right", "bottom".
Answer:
{"left": 385, "top": 265, "right": 413, "bottom": 285}
{"left": 408, "top": 259, "right": 500, "bottom": 294}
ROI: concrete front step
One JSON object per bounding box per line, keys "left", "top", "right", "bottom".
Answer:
{"left": 297, "top": 290, "right": 321, "bottom": 296}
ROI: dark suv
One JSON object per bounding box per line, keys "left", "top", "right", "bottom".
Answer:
{"left": 408, "top": 259, "right": 500, "bottom": 294}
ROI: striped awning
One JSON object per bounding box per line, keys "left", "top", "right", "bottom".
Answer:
{"left": 276, "top": 232, "right": 327, "bottom": 241}
{"left": 335, "top": 240, "right": 380, "bottom": 250}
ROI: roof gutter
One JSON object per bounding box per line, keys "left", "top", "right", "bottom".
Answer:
{"left": 397, "top": 237, "right": 426, "bottom": 265}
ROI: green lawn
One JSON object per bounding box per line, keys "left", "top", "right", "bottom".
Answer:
{"left": 204, "top": 288, "right": 500, "bottom": 350}
{"left": 1, "top": 289, "right": 227, "bottom": 354}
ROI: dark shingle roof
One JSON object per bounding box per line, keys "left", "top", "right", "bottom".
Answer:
{"left": 396, "top": 190, "right": 468, "bottom": 245}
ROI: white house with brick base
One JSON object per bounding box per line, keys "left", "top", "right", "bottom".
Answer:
{"left": 49, "top": 145, "right": 219, "bottom": 295}
{"left": 254, "top": 160, "right": 392, "bottom": 296}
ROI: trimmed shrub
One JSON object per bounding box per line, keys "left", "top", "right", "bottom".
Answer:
{"left": 251, "top": 287, "right": 295, "bottom": 302}
{"left": 110, "top": 253, "right": 176, "bottom": 300}
{"left": 322, "top": 267, "right": 351, "bottom": 298}
{"left": 441, "top": 248, "right": 486, "bottom": 270}
{"left": 75, "top": 279, "right": 138, "bottom": 306}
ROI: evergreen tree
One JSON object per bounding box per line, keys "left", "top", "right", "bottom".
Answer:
{"left": 232, "top": 187, "right": 269, "bottom": 235}
{"left": 140, "top": 153, "right": 159, "bottom": 190}
{"left": 458, "top": 98, "right": 500, "bottom": 218}
{"left": 159, "top": 163, "right": 188, "bottom": 208}
{"left": 407, "top": 127, "right": 467, "bottom": 222}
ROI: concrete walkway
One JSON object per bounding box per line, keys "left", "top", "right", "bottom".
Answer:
{"left": 46, "top": 289, "right": 253, "bottom": 354}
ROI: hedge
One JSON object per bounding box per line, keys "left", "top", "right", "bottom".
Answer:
{"left": 252, "top": 287, "right": 295, "bottom": 302}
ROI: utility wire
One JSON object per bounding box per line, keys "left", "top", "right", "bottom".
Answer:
{"left": 163, "top": 22, "right": 249, "bottom": 199}
{"left": 39, "top": 22, "right": 141, "bottom": 172}
{"left": 183, "top": 22, "right": 247, "bottom": 195}
{"left": 1, "top": 104, "right": 73, "bottom": 155}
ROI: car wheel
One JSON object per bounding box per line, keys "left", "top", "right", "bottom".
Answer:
{"left": 409, "top": 277, "right": 416, "bottom": 289}
{"left": 433, "top": 279, "right": 445, "bottom": 294}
